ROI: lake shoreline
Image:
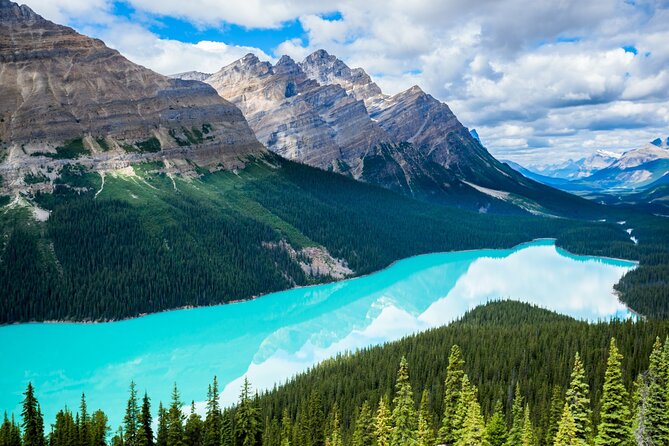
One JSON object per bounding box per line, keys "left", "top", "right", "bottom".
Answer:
{"left": 0, "top": 238, "right": 638, "bottom": 328}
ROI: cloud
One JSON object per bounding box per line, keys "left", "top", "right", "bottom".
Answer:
{"left": 18, "top": 0, "right": 669, "bottom": 164}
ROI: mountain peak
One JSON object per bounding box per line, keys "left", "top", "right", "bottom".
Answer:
{"left": 305, "top": 49, "right": 333, "bottom": 61}
{"left": 0, "top": 0, "right": 42, "bottom": 23}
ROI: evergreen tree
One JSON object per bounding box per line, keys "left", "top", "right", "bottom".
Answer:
{"left": 203, "top": 378, "right": 221, "bottom": 446}
{"left": 21, "top": 383, "right": 44, "bottom": 446}
{"left": 595, "top": 338, "right": 633, "bottom": 446}
{"left": 235, "top": 378, "right": 260, "bottom": 446}
{"left": 374, "top": 396, "right": 392, "bottom": 446}
{"left": 565, "top": 352, "right": 592, "bottom": 443}
{"left": 456, "top": 395, "right": 487, "bottom": 446}
{"left": 554, "top": 403, "right": 577, "bottom": 446}
{"left": 439, "top": 345, "right": 465, "bottom": 444}
{"left": 453, "top": 375, "right": 477, "bottom": 444}
{"left": 505, "top": 384, "right": 523, "bottom": 446}
{"left": 306, "top": 390, "right": 325, "bottom": 446}
{"left": 326, "top": 405, "right": 342, "bottom": 446}
{"left": 1, "top": 412, "right": 22, "bottom": 446}
{"left": 416, "top": 391, "right": 435, "bottom": 446}
{"left": 632, "top": 374, "right": 651, "bottom": 446}
{"left": 137, "top": 393, "right": 153, "bottom": 446}
{"left": 390, "top": 357, "right": 417, "bottom": 446}
{"left": 646, "top": 337, "right": 669, "bottom": 443}
{"left": 221, "top": 411, "right": 234, "bottom": 446}
{"left": 485, "top": 402, "right": 507, "bottom": 446}
{"left": 544, "top": 386, "right": 564, "bottom": 446}
{"left": 262, "top": 417, "right": 280, "bottom": 446}
{"left": 124, "top": 382, "right": 139, "bottom": 446}
{"left": 280, "top": 408, "right": 293, "bottom": 446}
{"left": 111, "top": 427, "right": 124, "bottom": 446}
{"left": 521, "top": 405, "right": 534, "bottom": 446}
{"left": 156, "top": 403, "right": 168, "bottom": 446}
{"left": 79, "top": 394, "right": 89, "bottom": 446}
{"left": 184, "top": 402, "right": 203, "bottom": 446}
{"left": 351, "top": 402, "right": 373, "bottom": 446}
{"left": 167, "top": 384, "right": 184, "bottom": 446}
{"left": 89, "top": 411, "right": 109, "bottom": 446}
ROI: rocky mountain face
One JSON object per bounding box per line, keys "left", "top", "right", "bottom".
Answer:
{"left": 195, "top": 49, "right": 587, "bottom": 215}
{"left": 0, "top": 0, "right": 264, "bottom": 194}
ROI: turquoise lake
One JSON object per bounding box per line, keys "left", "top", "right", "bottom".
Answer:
{"left": 0, "top": 239, "right": 636, "bottom": 427}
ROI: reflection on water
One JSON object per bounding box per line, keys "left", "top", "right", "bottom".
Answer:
{"left": 0, "top": 240, "right": 635, "bottom": 426}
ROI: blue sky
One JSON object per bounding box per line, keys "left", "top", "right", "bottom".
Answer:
{"left": 21, "top": 0, "right": 669, "bottom": 165}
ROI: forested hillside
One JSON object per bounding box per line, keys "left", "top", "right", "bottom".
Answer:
{"left": 1, "top": 154, "right": 668, "bottom": 323}
{"left": 5, "top": 302, "right": 669, "bottom": 446}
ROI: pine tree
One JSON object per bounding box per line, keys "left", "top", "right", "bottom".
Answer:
{"left": 453, "top": 375, "right": 476, "bottom": 443}
{"left": 167, "top": 384, "right": 185, "bottom": 446}
{"left": 521, "top": 405, "right": 534, "bottom": 446}
{"left": 391, "top": 357, "right": 417, "bottom": 446}
{"left": 327, "top": 405, "right": 343, "bottom": 446}
{"left": 416, "top": 391, "right": 435, "bottom": 446}
{"left": 505, "top": 384, "right": 524, "bottom": 446}
{"left": 1, "top": 413, "right": 22, "bottom": 446}
{"left": 184, "top": 402, "right": 203, "bottom": 446}
{"left": 565, "top": 352, "right": 592, "bottom": 443}
{"left": 156, "top": 403, "right": 168, "bottom": 446}
{"left": 90, "top": 411, "right": 109, "bottom": 446}
{"left": 111, "top": 427, "right": 124, "bottom": 446}
{"left": 595, "top": 338, "right": 633, "bottom": 446}
{"left": 235, "top": 378, "right": 260, "bottom": 446}
{"left": 137, "top": 393, "right": 153, "bottom": 446}
{"left": 632, "top": 374, "right": 652, "bottom": 446}
{"left": 203, "top": 378, "right": 221, "bottom": 446}
{"left": 280, "top": 408, "right": 293, "bottom": 446}
{"left": 306, "top": 390, "right": 325, "bottom": 446}
{"left": 554, "top": 403, "right": 577, "bottom": 446}
{"left": 439, "top": 345, "right": 465, "bottom": 444}
{"left": 544, "top": 386, "right": 564, "bottom": 446}
{"left": 21, "top": 383, "right": 44, "bottom": 446}
{"left": 351, "top": 401, "right": 374, "bottom": 446}
{"left": 456, "top": 395, "right": 487, "bottom": 446}
{"left": 221, "top": 411, "right": 234, "bottom": 446}
{"left": 79, "top": 393, "right": 90, "bottom": 446}
{"left": 646, "top": 337, "right": 669, "bottom": 443}
{"left": 124, "top": 382, "right": 139, "bottom": 446}
{"left": 485, "top": 401, "right": 507, "bottom": 446}
{"left": 374, "top": 396, "right": 392, "bottom": 446}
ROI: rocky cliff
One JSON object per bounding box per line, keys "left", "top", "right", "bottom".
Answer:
{"left": 0, "top": 0, "right": 264, "bottom": 194}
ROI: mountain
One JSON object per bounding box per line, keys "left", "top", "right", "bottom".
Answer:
{"left": 193, "top": 50, "right": 601, "bottom": 217}
{"left": 532, "top": 149, "right": 621, "bottom": 179}
{"left": 0, "top": 0, "right": 264, "bottom": 193}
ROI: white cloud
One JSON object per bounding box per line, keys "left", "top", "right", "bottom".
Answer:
{"left": 18, "top": 0, "right": 669, "bottom": 164}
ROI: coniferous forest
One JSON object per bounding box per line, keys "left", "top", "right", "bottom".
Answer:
{"left": 4, "top": 302, "right": 669, "bottom": 446}
{"left": 1, "top": 156, "right": 668, "bottom": 323}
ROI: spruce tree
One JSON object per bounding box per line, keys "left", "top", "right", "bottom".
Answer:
{"left": 184, "top": 402, "right": 203, "bottom": 446}
{"left": 521, "top": 405, "right": 534, "bottom": 446}
{"left": 416, "top": 391, "right": 435, "bottom": 446}
{"left": 351, "top": 401, "right": 374, "bottom": 446}
{"left": 554, "top": 403, "right": 577, "bottom": 446}
{"left": 1, "top": 413, "right": 22, "bottom": 446}
{"left": 456, "top": 395, "right": 488, "bottom": 446}
{"left": 221, "top": 411, "right": 234, "bottom": 446}
{"left": 280, "top": 408, "right": 293, "bottom": 446}
{"left": 632, "top": 374, "right": 651, "bottom": 446}
{"left": 595, "top": 338, "right": 633, "bottom": 446}
{"left": 79, "top": 393, "right": 89, "bottom": 446}
{"left": 565, "top": 352, "right": 592, "bottom": 442}
{"left": 156, "top": 403, "right": 168, "bottom": 446}
{"left": 203, "top": 378, "right": 221, "bottom": 446}
{"left": 453, "top": 375, "right": 476, "bottom": 443}
{"left": 505, "top": 384, "right": 523, "bottom": 446}
{"left": 21, "top": 383, "right": 44, "bottom": 446}
{"left": 167, "top": 384, "right": 185, "bottom": 446}
{"left": 327, "top": 405, "right": 343, "bottom": 446}
{"left": 439, "top": 345, "right": 465, "bottom": 444}
{"left": 90, "top": 411, "right": 109, "bottom": 446}
{"left": 235, "top": 378, "right": 260, "bottom": 446}
{"left": 124, "top": 382, "right": 139, "bottom": 446}
{"left": 646, "top": 337, "right": 669, "bottom": 443}
{"left": 137, "top": 393, "right": 153, "bottom": 446}
{"left": 390, "top": 357, "right": 417, "bottom": 446}
{"left": 374, "top": 396, "right": 392, "bottom": 446}
{"left": 306, "top": 390, "right": 325, "bottom": 446}
{"left": 485, "top": 401, "right": 507, "bottom": 446}
{"left": 544, "top": 386, "right": 564, "bottom": 446}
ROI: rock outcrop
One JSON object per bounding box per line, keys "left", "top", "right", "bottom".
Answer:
{"left": 0, "top": 0, "right": 264, "bottom": 193}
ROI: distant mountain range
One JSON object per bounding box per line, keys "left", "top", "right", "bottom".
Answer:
{"left": 172, "top": 51, "right": 597, "bottom": 217}
{"left": 504, "top": 138, "right": 669, "bottom": 213}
